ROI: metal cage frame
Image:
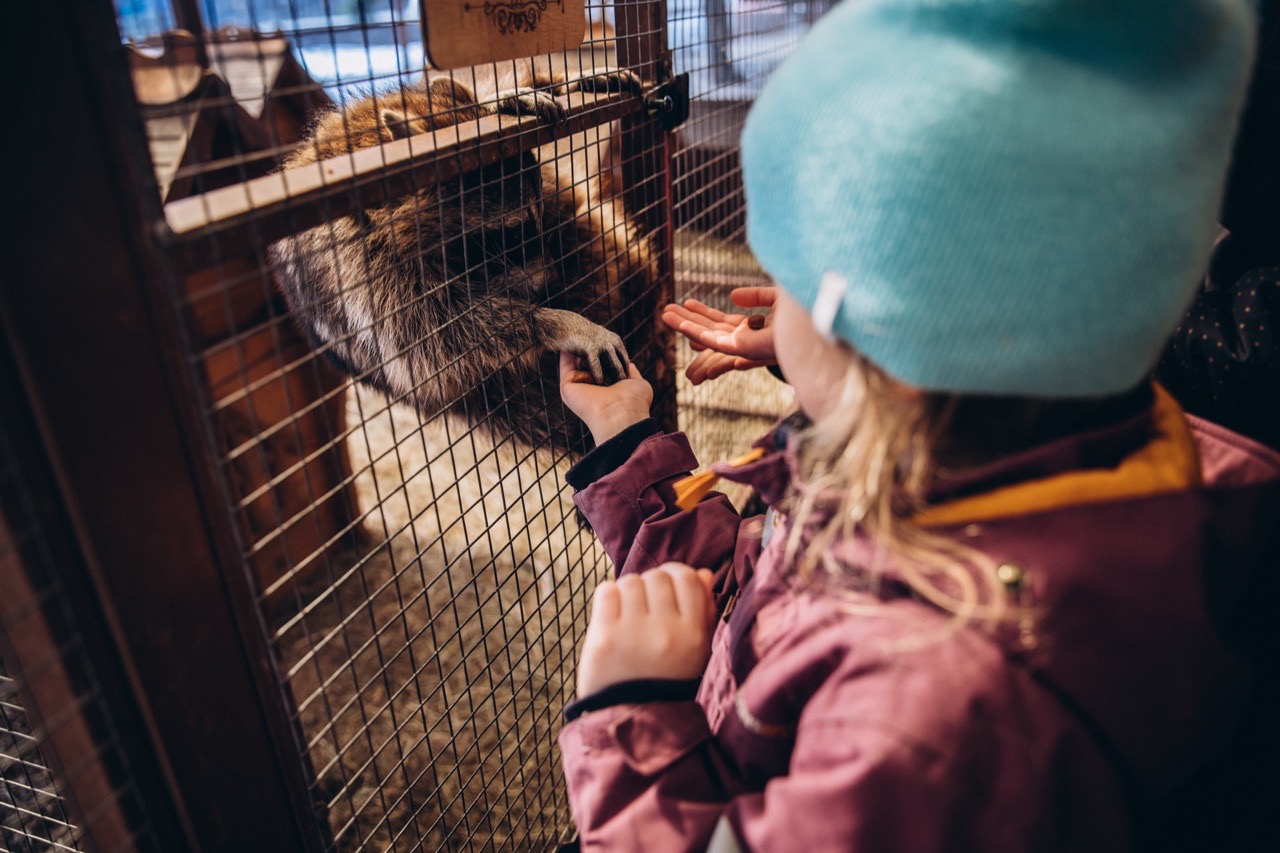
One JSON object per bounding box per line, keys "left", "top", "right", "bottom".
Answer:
{"left": 4, "top": 0, "right": 680, "bottom": 848}
{"left": 1, "top": 0, "right": 823, "bottom": 847}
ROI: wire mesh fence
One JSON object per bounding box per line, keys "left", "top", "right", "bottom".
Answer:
{"left": 0, "top": 664, "right": 83, "bottom": 853}
{"left": 670, "top": 0, "right": 832, "bottom": 503}
{"left": 0, "top": 388, "right": 163, "bottom": 853}
{"left": 121, "top": 2, "right": 667, "bottom": 847}
{"left": 25, "top": 0, "right": 843, "bottom": 848}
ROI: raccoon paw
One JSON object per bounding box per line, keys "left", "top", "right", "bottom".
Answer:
{"left": 568, "top": 68, "right": 643, "bottom": 95}
{"left": 494, "top": 88, "right": 565, "bottom": 124}
{"left": 578, "top": 328, "right": 629, "bottom": 386}
{"left": 539, "top": 309, "right": 629, "bottom": 385}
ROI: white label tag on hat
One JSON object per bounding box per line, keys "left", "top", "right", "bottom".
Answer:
{"left": 812, "top": 271, "right": 847, "bottom": 342}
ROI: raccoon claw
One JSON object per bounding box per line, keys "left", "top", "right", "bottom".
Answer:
{"left": 495, "top": 88, "right": 565, "bottom": 124}
{"left": 570, "top": 69, "right": 643, "bottom": 95}
{"left": 591, "top": 342, "right": 630, "bottom": 386}
{"left": 540, "top": 308, "right": 629, "bottom": 384}
{"left": 582, "top": 337, "right": 629, "bottom": 386}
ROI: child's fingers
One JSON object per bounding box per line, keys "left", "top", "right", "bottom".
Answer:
{"left": 695, "top": 569, "right": 717, "bottom": 624}
{"left": 724, "top": 357, "right": 770, "bottom": 376}
{"left": 663, "top": 303, "right": 721, "bottom": 334}
{"left": 685, "top": 351, "right": 724, "bottom": 385}
{"left": 642, "top": 569, "right": 679, "bottom": 615}
{"left": 665, "top": 306, "right": 749, "bottom": 351}
{"left": 687, "top": 352, "right": 768, "bottom": 384}
{"left": 687, "top": 353, "right": 738, "bottom": 383}
{"left": 682, "top": 298, "right": 729, "bottom": 323}
{"left": 685, "top": 324, "right": 727, "bottom": 350}
{"left": 666, "top": 317, "right": 723, "bottom": 350}
{"left": 660, "top": 563, "right": 709, "bottom": 618}
{"left": 590, "top": 581, "right": 621, "bottom": 623}
{"left": 702, "top": 357, "right": 738, "bottom": 382}
{"left": 730, "top": 286, "right": 777, "bottom": 309}
{"left": 662, "top": 303, "right": 709, "bottom": 325}
{"left": 661, "top": 308, "right": 699, "bottom": 339}
{"left": 558, "top": 351, "right": 591, "bottom": 387}
{"left": 615, "top": 573, "right": 647, "bottom": 616}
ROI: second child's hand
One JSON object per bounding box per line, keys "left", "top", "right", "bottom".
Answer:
{"left": 576, "top": 563, "right": 717, "bottom": 697}
{"left": 662, "top": 287, "right": 778, "bottom": 385}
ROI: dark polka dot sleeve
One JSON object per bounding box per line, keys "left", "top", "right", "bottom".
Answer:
{"left": 1156, "top": 266, "right": 1280, "bottom": 451}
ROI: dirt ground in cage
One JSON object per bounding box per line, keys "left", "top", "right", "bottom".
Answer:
{"left": 276, "top": 362, "right": 788, "bottom": 851}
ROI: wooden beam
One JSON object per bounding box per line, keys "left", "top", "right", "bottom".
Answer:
{"left": 162, "top": 89, "right": 643, "bottom": 264}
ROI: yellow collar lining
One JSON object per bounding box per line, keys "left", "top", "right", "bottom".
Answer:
{"left": 916, "top": 384, "right": 1201, "bottom": 527}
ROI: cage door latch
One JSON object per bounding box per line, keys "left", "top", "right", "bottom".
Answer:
{"left": 644, "top": 73, "right": 690, "bottom": 130}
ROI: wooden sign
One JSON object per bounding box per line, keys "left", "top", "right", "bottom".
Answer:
{"left": 423, "top": 0, "right": 585, "bottom": 68}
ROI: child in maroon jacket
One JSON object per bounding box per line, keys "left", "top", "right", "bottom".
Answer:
{"left": 555, "top": 1, "right": 1280, "bottom": 850}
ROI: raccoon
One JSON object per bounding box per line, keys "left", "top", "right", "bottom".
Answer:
{"left": 268, "top": 63, "right": 654, "bottom": 452}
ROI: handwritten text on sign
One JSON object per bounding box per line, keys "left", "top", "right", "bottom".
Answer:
{"left": 423, "top": 0, "right": 586, "bottom": 68}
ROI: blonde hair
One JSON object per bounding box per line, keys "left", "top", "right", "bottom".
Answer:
{"left": 785, "top": 351, "right": 1021, "bottom": 630}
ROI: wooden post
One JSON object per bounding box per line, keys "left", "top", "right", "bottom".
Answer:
{"left": 4, "top": 1, "right": 329, "bottom": 847}
{"left": 0, "top": 347, "right": 178, "bottom": 853}
{"left": 168, "top": 0, "right": 209, "bottom": 67}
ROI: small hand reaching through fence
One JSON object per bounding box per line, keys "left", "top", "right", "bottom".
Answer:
{"left": 558, "top": 352, "right": 654, "bottom": 444}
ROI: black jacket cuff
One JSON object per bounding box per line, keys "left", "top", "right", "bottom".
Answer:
{"left": 565, "top": 418, "right": 662, "bottom": 490}
{"left": 562, "top": 678, "right": 701, "bottom": 723}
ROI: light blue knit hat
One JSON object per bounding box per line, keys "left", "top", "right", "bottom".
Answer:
{"left": 743, "top": 0, "right": 1257, "bottom": 397}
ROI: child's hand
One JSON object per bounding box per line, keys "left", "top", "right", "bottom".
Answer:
{"left": 684, "top": 349, "right": 770, "bottom": 386}
{"left": 576, "top": 563, "right": 716, "bottom": 697}
{"left": 559, "top": 352, "right": 654, "bottom": 444}
{"left": 662, "top": 287, "right": 778, "bottom": 385}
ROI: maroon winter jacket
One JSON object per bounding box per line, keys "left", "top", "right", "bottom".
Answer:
{"left": 559, "top": 389, "right": 1280, "bottom": 851}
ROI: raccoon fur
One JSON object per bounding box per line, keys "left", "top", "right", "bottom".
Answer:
{"left": 268, "top": 63, "right": 654, "bottom": 453}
